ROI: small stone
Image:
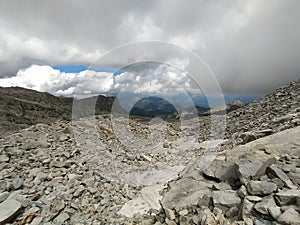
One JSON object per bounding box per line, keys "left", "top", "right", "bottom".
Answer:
{"left": 212, "top": 207, "right": 222, "bottom": 216}
{"left": 0, "top": 199, "right": 22, "bottom": 224}
{"left": 212, "top": 190, "right": 241, "bottom": 212}
{"left": 0, "top": 181, "right": 7, "bottom": 193}
{"left": 198, "top": 194, "right": 212, "bottom": 208}
{"left": 268, "top": 206, "right": 281, "bottom": 220}
{"left": 239, "top": 132, "right": 257, "bottom": 144}
{"left": 275, "top": 189, "right": 300, "bottom": 206}
{"left": 225, "top": 206, "right": 239, "bottom": 218}
{"left": 0, "top": 155, "right": 9, "bottom": 163}
{"left": 34, "top": 173, "right": 48, "bottom": 185}
{"left": 164, "top": 208, "right": 176, "bottom": 220}
{"left": 179, "top": 209, "right": 188, "bottom": 216}
{"left": 11, "top": 177, "right": 23, "bottom": 190}
{"left": 165, "top": 218, "right": 176, "bottom": 225}
{"left": 53, "top": 212, "right": 69, "bottom": 224}
{"left": 254, "top": 196, "right": 277, "bottom": 215}
{"left": 238, "top": 185, "right": 248, "bottom": 198}
{"left": 289, "top": 172, "right": 300, "bottom": 185}
{"left": 244, "top": 217, "right": 254, "bottom": 225}
{"left": 271, "top": 178, "right": 285, "bottom": 189}
{"left": 52, "top": 161, "right": 66, "bottom": 168}
{"left": 247, "top": 180, "right": 277, "bottom": 195}
{"left": 235, "top": 157, "right": 275, "bottom": 181}
{"left": 73, "top": 185, "right": 85, "bottom": 197}
{"left": 212, "top": 182, "right": 232, "bottom": 191}
{"left": 0, "top": 192, "right": 9, "bottom": 203}
{"left": 267, "top": 165, "right": 297, "bottom": 189}
{"left": 277, "top": 208, "right": 300, "bottom": 225}
{"left": 241, "top": 199, "right": 254, "bottom": 220}
{"left": 245, "top": 196, "right": 262, "bottom": 202}
{"left": 201, "top": 208, "right": 217, "bottom": 224}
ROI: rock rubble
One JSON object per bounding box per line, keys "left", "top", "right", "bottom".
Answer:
{"left": 0, "top": 79, "right": 299, "bottom": 224}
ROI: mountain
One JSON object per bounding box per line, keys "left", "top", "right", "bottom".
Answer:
{"left": 129, "top": 96, "right": 179, "bottom": 119}
{"left": 0, "top": 87, "right": 73, "bottom": 135}
{"left": 73, "top": 95, "right": 125, "bottom": 118}
{"left": 203, "top": 99, "right": 245, "bottom": 115}
{"left": 0, "top": 87, "right": 124, "bottom": 135}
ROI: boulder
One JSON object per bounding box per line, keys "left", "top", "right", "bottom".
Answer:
{"left": 212, "top": 190, "right": 241, "bottom": 212}
{"left": 275, "top": 189, "right": 300, "bottom": 206}
{"left": 247, "top": 181, "right": 277, "bottom": 195}
{"left": 277, "top": 208, "right": 300, "bottom": 225}
{"left": 254, "top": 196, "right": 277, "bottom": 215}
{"left": 267, "top": 165, "right": 297, "bottom": 189}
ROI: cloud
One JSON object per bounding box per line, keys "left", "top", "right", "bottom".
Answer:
{"left": 0, "top": 63, "right": 196, "bottom": 97}
{"left": 0, "top": 0, "right": 299, "bottom": 94}
{"left": 0, "top": 65, "right": 114, "bottom": 96}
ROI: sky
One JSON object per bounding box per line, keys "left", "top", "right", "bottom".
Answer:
{"left": 0, "top": 0, "right": 299, "bottom": 98}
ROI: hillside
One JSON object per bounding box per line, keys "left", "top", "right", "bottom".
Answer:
{"left": 0, "top": 87, "right": 124, "bottom": 135}
{"left": 0, "top": 87, "right": 73, "bottom": 135}
{"left": 0, "top": 79, "right": 299, "bottom": 224}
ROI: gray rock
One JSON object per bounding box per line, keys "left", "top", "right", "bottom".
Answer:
{"left": 53, "top": 212, "right": 70, "bottom": 224}
{"left": 245, "top": 196, "right": 262, "bottom": 202}
{"left": 11, "top": 177, "right": 23, "bottom": 190}
{"left": 275, "top": 189, "right": 300, "bottom": 206}
{"left": 201, "top": 208, "right": 217, "bottom": 224}
{"left": 254, "top": 196, "right": 277, "bottom": 215}
{"left": 212, "top": 182, "right": 232, "bottom": 191}
{"left": 225, "top": 206, "right": 239, "bottom": 218}
{"left": 212, "top": 190, "right": 241, "bottom": 212}
{"left": 254, "top": 219, "right": 273, "bottom": 225}
{"left": 235, "top": 160, "right": 263, "bottom": 180}
{"left": 240, "top": 199, "right": 254, "bottom": 221}
{"left": 288, "top": 172, "right": 300, "bottom": 185}
{"left": 73, "top": 185, "right": 85, "bottom": 197}
{"left": 247, "top": 180, "right": 277, "bottom": 195}
{"left": 34, "top": 173, "right": 48, "bottom": 185}
{"left": 202, "top": 159, "right": 231, "bottom": 181}
{"left": 164, "top": 208, "right": 176, "bottom": 220}
{"left": 277, "top": 208, "right": 300, "bottom": 225}
{"left": 0, "top": 192, "right": 9, "bottom": 203}
{"left": 267, "top": 165, "right": 297, "bottom": 189}
{"left": 0, "top": 155, "right": 9, "bottom": 163}
{"left": 268, "top": 206, "right": 282, "bottom": 220}
{"left": 240, "top": 132, "right": 257, "bottom": 144}
{"left": 0, "top": 181, "right": 7, "bottom": 193}
{"left": 238, "top": 185, "right": 248, "bottom": 198}
{"left": 0, "top": 199, "right": 22, "bottom": 224}
{"left": 52, "top": 161, "right": 66, "bottom": 168}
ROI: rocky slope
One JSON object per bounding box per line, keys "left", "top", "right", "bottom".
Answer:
{"left": 0, "top": 87, "right": 73, "bottom": 136}
{"left": 0, "top": 87, "right": 124, "bottom": 136}
{"left": 0, "top": 79, "right": 299, "bottom": 225}
{"left": 204, "top": 100, "right": 245, "bottom": 115}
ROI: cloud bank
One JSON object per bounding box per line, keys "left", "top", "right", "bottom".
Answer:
{"left": 0, "top": 64, "right": 195, "bottom": 97}
{"left": 0, "top": 0, "right": 300, "bottom": 94}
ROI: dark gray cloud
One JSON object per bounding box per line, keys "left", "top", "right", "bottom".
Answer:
{"left": 0, "top": 0, "right": 299, "bottom": 94}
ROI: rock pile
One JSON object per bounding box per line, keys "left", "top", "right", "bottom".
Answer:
{"left": 196, "top": 79, "right": 300, "bottom": 149}
{"left": 161, "top": 126, "right": 300, "bottom": 225}
{"left": 0, "top": 79, "right": 299, "bottom": 224}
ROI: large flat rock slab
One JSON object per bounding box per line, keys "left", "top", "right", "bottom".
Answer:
{"left": 0, "top": 199, "right": 22, "bottom": 225}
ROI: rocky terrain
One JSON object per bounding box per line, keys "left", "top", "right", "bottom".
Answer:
{"left": 0, "top": 87, "right": 124, "bottom": 136}
{"left": 0, "top": 79, "right": 299, "bottom": 225}
{"left": 0, "top": 87, "right": 73, "bottom": 136}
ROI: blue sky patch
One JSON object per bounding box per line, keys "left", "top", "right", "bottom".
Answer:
{"left": 53, "top": 65, "right": 123, "bottom": 75}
